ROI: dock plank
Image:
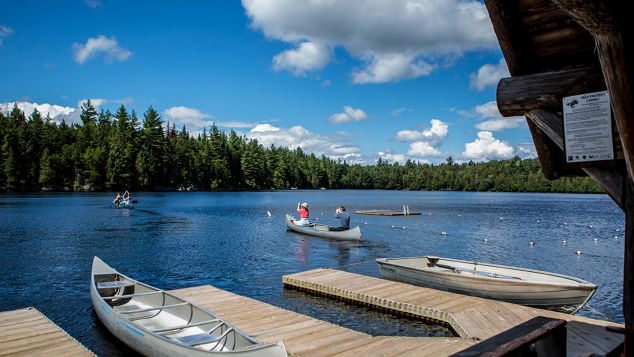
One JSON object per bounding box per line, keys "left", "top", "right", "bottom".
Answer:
{"left": 0, "top": 308, "right": 94, "bottom": 356}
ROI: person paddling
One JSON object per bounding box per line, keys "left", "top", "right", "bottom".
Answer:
{"left": 113, "top": 192, "right": 122, "bottom": 205}
{"left": 329, "top": 206, "right": 350, "bottom": 231}
{"left": 294, "top": 202, "right": 310, "bottom": 226}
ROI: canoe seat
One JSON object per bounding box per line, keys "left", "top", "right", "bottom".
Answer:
{"left": 98, "top": 281, "right": 135, "bottom": 289}
{"left": 174, "top": 329, "right": 233, "bottom": 347}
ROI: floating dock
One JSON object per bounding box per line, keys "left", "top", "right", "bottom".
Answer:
{"left": 282, "top": 268, "right": 623, "bottom": 356}
{"left": 170, "top": 285, "right": 476, "bottom": 356}
{"left": 356, "top": 209, "right": 421, "bottom": 216}
{"left": 0, "top": 307, "right": 94, "bottom": 356}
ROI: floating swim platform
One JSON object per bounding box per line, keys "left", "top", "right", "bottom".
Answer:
{"left": 356, "top": 210, "right": 421, "bottom": 216}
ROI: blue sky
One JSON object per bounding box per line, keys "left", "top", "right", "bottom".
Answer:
{"left": 0, "top": 0, "right": 534, "bottom": 164}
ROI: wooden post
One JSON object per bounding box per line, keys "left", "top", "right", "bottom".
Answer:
{"left": 624, "top": 180, "right": 634, "bottom": 355}
{"left": 548, "top": 2, "right": 634, "bottom": 351}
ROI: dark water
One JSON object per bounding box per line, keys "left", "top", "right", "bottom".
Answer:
{"left": 0, "top": 191, "right": 625, "bottom": 356}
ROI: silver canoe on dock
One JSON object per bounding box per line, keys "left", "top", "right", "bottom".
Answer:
{"left": 376, "top": 256, "right": 596, "bottom": 312}
{"left": 285, "top": 214, "right": 361, "bottom": 241}
{"left": 90, "top": 256, "right": 287, "bottom": 357}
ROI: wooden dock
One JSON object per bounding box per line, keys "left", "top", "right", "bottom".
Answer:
{"left": 170, "top": 285, "right": 476, "bottom": 356}
{"left": 0, "top": 307, "right": 94, "bottom": 356}
{"left": 282, "top": 268, "right": 624, "bottom": 357}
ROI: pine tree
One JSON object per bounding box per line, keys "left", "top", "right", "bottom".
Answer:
{"left": 135, "top": 107, "right": 165, "bottom": 189}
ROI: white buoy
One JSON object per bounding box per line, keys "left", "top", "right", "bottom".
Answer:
{"left": 364, "top": 222, "right": 368, "bottom": 225}
{"left": 614, "top": 235, "right": 619, "bottom": 239}
{"left": 458, "top": 214, "right": 461, "bottom": 217}
{"left": 402, "top": 226, "right": 406, "bottom": 229}
{"left": 589, "top": 225, "right": 593, "bottom": 228}
{"left": 267, "top": 211, "right": 271, "bottom": 217}
{"left": 440, "top": 231, "right": 447, "bottom": 236}
{"left": 537, "top": 220, "right": 540, "bottom": 223}
{"left": 499, "top": 217, "right": 504, "bottom": 220}
{"left": 564, "top": 222, "right": 568, "bottom": 226}
{"left": 562, "top": 240, "right": 567, "bottom": 244}
{"left": 529, "top": 240, "right": 535, "bottom": 246}
{"left": 483, "top": 238, "right": 488, "bottom": 242}
{"left": 391, "top": 225, "right": 395, "bottom": 228}
{"left": 594, "top": 238, "right": 598, "bottom": 242}
{"left": 575, "top": 250, "right": 582, "bottom": 255}
{"left": 428, "top": 213, "right": 432, "bottom": 216}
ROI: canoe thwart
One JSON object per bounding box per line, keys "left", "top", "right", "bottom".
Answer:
{"left": 98, "top": 281, "right": 135, "bottom": 289}
{"left": 118, "top": 302, "right": 190, "bottom": 314}
{"left": 101, "top": 291, "right": 164, "bottom": 300}
{"left": 175, "top": 328, "right": 234, "bottom": 347}
{"left": 151, "top": 319, "right": 221, "bottom": 333}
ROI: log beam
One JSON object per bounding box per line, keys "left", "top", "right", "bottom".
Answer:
{"left": 525, "top": 109, "right": 623, "bottom": 208}
{"left": 497, "top": 67, "right": 604, "bottom": 117}
{"left": 484, "top": 0, "right": 527, "bottom": 76}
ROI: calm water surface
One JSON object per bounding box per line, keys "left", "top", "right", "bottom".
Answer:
{"left": 0, "top": 191, "right": 625, "bottom": 356}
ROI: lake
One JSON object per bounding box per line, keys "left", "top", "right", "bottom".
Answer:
{"left": 0, "top": 191, "right": 625, "bottom": 356}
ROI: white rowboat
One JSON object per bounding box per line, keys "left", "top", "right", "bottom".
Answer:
{"left": 285, "top": 214, "right": 361, "bottom": 241}
{"left": 91, "top": 256, "right": 287, "bottom": 357}
{"left": 376, "top": 256, "right": 596, "bottom": 313}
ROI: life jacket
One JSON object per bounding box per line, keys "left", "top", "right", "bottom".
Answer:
{"left": 298, "top": 208, "right": 309, "bottom": 219}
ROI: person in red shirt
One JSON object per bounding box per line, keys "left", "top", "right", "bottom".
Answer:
{"left": 294, "top": 202, "right": 310, "bottom": 226}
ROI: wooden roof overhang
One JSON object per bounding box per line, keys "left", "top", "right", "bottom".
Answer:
{"left": 485, "top": 0, "right": 633, "bottom": 352}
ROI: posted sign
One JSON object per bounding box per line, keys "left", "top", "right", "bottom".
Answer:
{"left": 563, "top": 91, "right": 613, "bottom": 163}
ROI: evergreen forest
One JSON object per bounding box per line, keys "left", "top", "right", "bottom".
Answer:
{"left": 0, "top": 101, "right": 602, "bottom": 193}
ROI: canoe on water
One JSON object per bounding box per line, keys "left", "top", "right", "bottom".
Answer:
{"left": 90, "top": 257, "right": 287, "bottom": 357}
{"left": 285, "top": 214, "right": 361, "bottom": 241}
{"left": 115, "top": 200, "right": 134, "bottom": 209}
{"left": 376, "top": 256, "right": 597, "bottom": 313}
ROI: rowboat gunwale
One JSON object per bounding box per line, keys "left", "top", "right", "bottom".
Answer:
{"left": 90, "top": 256, "right": 287, "bottom": 356}
{"left": 284, "top": 214, "right": 361, "bottom": 241}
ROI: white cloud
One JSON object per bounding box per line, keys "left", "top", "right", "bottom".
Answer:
{"left": 472, "top": 100, "right": 525, "bottom": 131}
{"left": 377, "top": 151, "right": 407, "bottom": 164}
{"left": 329, "top": 106, "right": 368, "bottom": 124}
{"left": 72, "top": 35, "right": 132, "bottom": 64}
{"left": 407, "top": 141, "right": 443, "bottom": 157}
{"left": 243, "top": 0, "right": 496, "bottom": 83}
{"left": 78, "top": 98, "right": 107, "bottom": 108}
{"left": 272, "top": 41, "right": 331, "bottom": 75}
{"left": 475, "top": 117, "right": 525, "bottom": 131}
{"left": 395, "top": 119, "right": 448, "bottom": 145}
{"left": 250, "top": 123, "right": 279, "bottom": 132}
{"left": 469, "top": 58, "right": 509, "bottom": 91}
{"left": 162, "top": 106, "right": 215, "bottom": 134}
{"left": 462, "top": 131, "right": 515, "bottom": 161}
{"left": 246, "top": 124, "right": 362, "bottom": 161}
{"left": 352, "top": 53, "right": 434, "bottom": 84}
{"left": 0, "top": 25, "right": 14, "bottom": 46}
{"left": 0, "top": 101, "right": 80, "bottom": 124}
{"left": 516, "top": 143, "right": 537, "bottom": 159}
{"left": 321, "top": 80, "right": 331, "bottom": 88}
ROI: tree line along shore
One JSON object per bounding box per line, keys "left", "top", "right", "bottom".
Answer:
{"left": 0, "top": 101, "right": 602, "bottom": 193}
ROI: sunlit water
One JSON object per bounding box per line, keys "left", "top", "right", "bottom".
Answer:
{"left": 0, "top": 191, "right": 625, "bottom": 356}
